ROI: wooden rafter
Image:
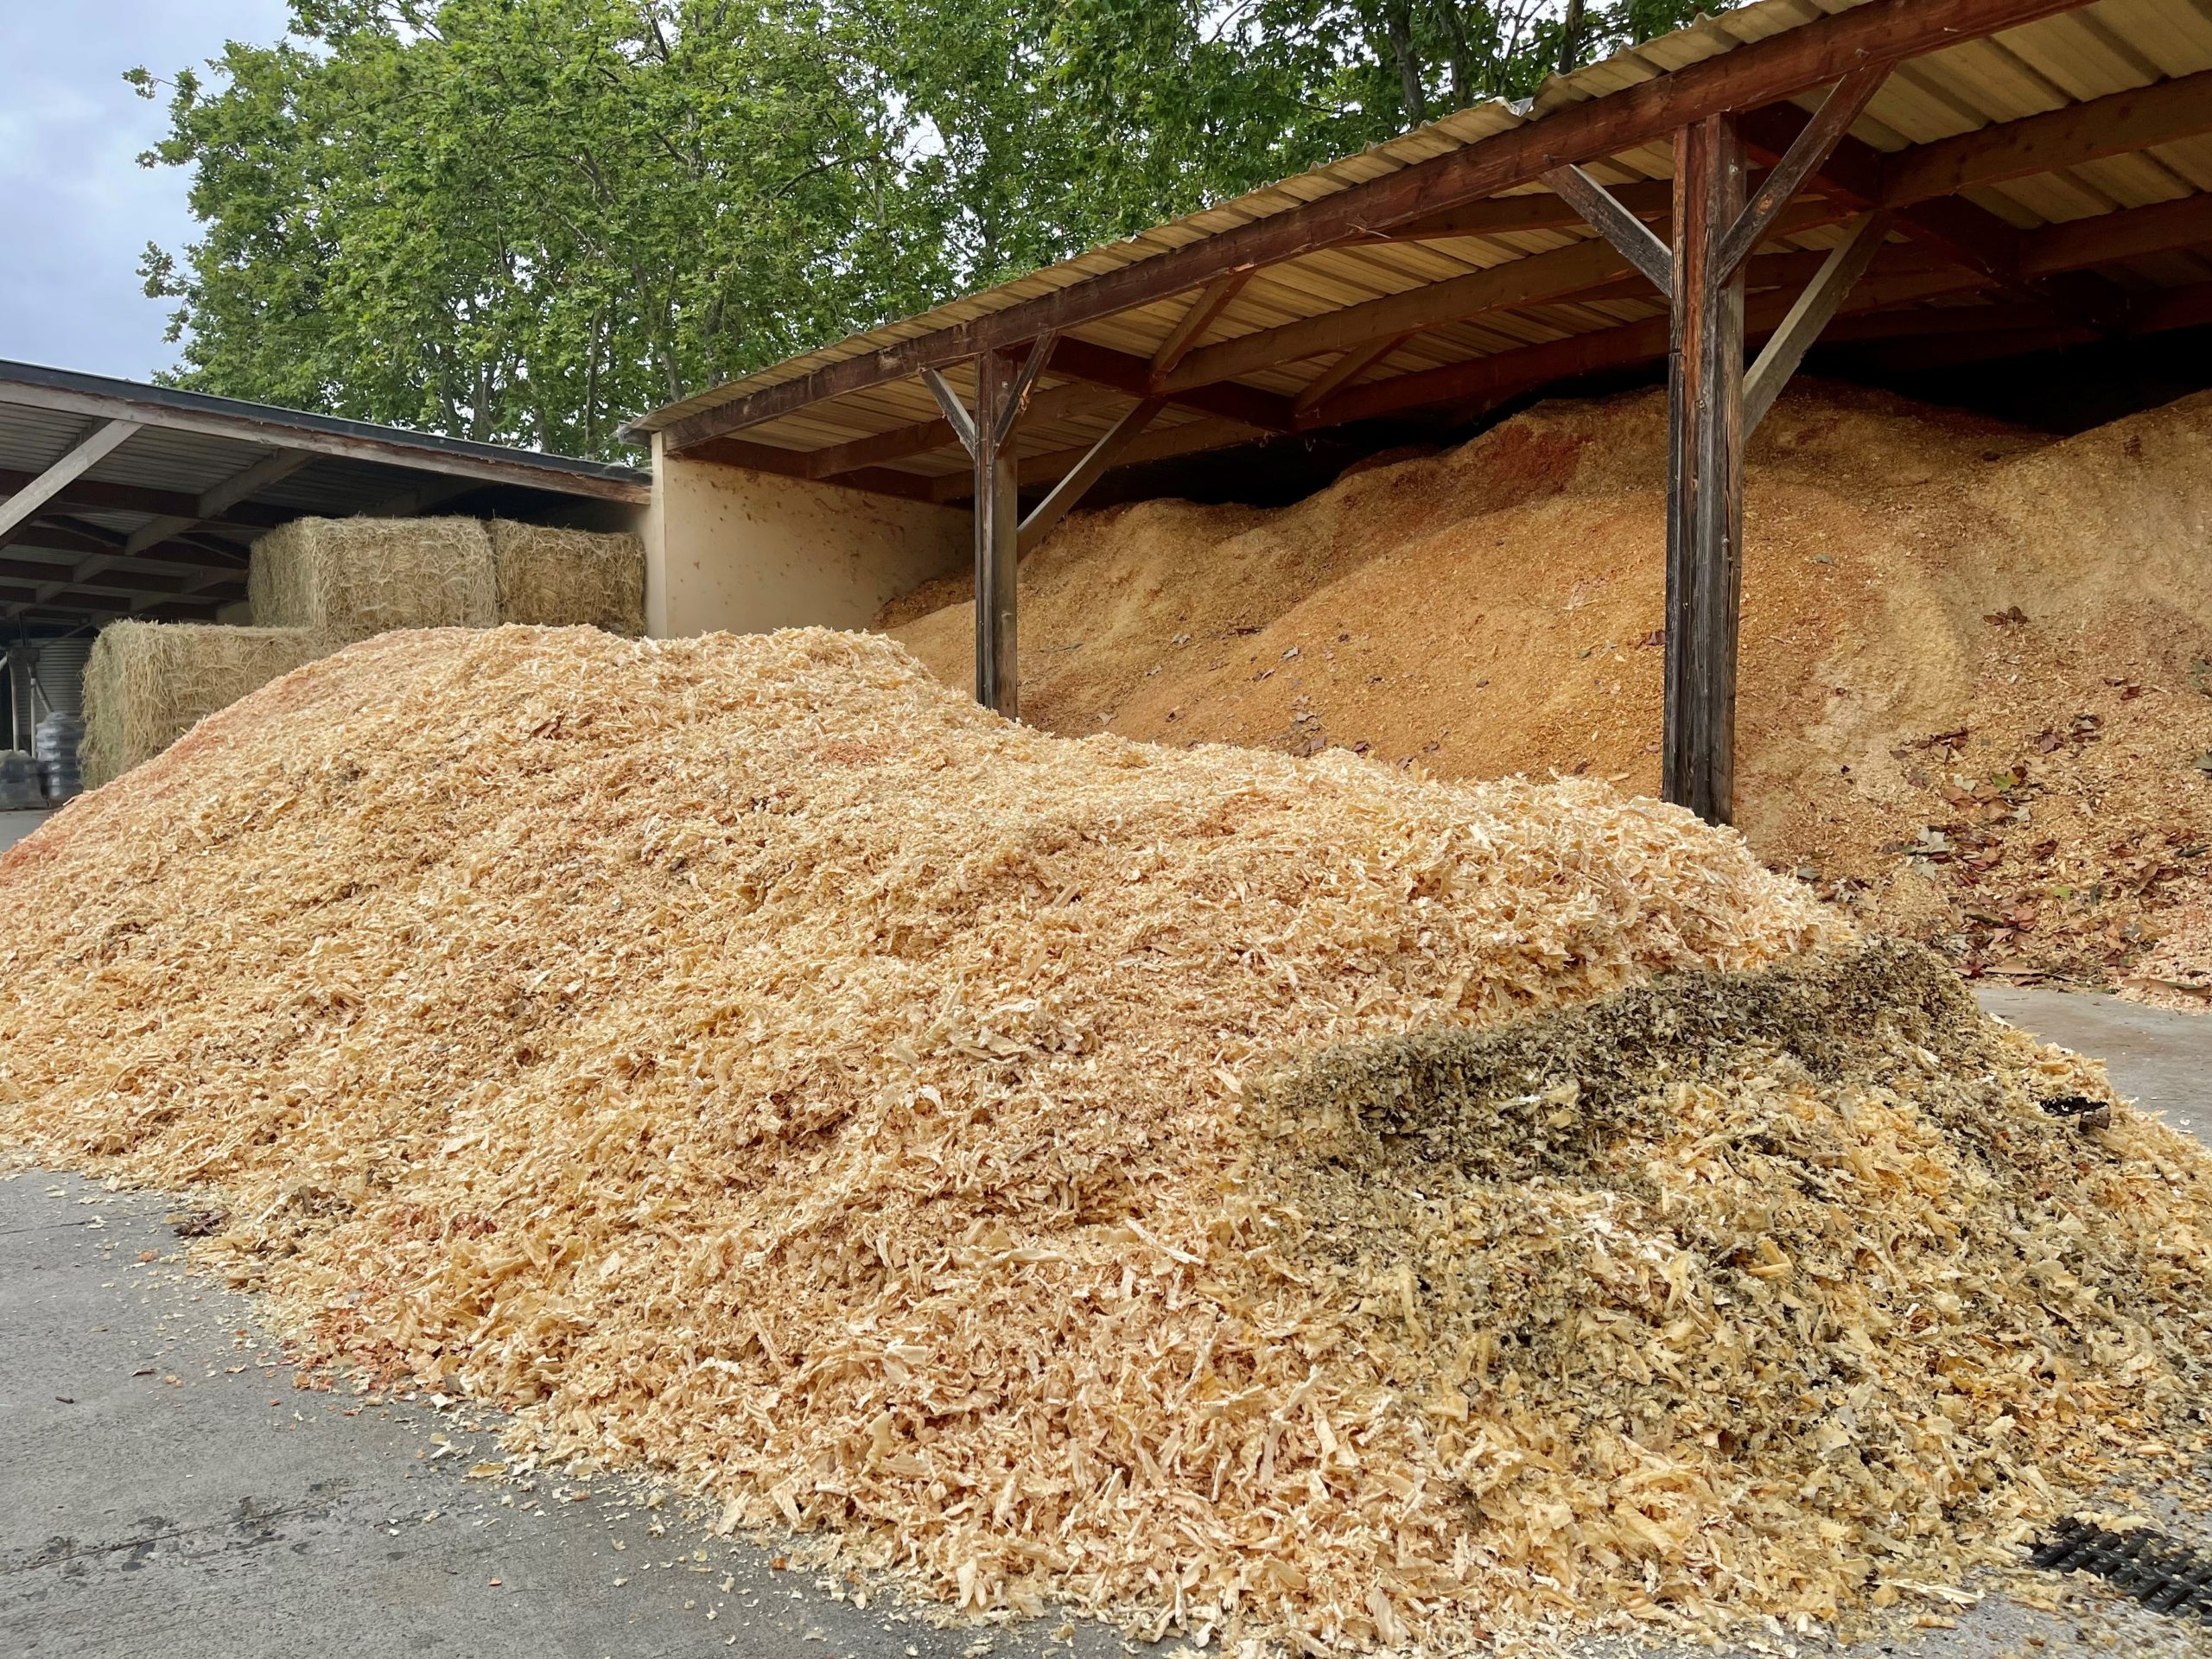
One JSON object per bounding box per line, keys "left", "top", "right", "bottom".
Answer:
{"left": 2023, "top": 192, "right": 2212, "bottom": 276}
{"left": 1883, "top": 67, "right": 2212, "bottom": 206}
{"left": 1313, "top": 262, "right": 1987, "bottom": 429}
{"left": 8, "top": 515, "right": 246, "bottom": 574}
{"left": 1149, "top": 272, "right": 1251, "bottom": 379}
{"left": 1166, "top": 237, "right": 1629, "bottom": 393}
{"left": 1541, "top": 166, "right": 1675, "bottom": 294}
{"left": 682, "top": 434, "right": 944, "bottom": 501}
{"left": 120, "top": 448, "right": 311, "bottom": 557}
{"left": 1715, "top": 67, "right": 1888, "bottom": 276}
{"left": 1736, "top": 104, "right": 2127, "bottom": 327}
{"left": 1293, "top": 334, "right": 1417, "bottom": 416}
{"left": 1050, "top": 337, "right": 1295, "bottom": 431}
{"left": 656, "top": 0, "right": 2097, "bottom": 454}
{"left": 0, "top": 420, "right": 142, "bottom": 538}
{"left": 0, "top": 466, "right": 289, "bottom": 533}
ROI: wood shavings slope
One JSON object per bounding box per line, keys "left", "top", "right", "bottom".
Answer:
{"left": 887, "top": 382, "right": 2212, "bottom": 990}
{"left": 0, "top": 625, "right": 1836, "bottom": 1649}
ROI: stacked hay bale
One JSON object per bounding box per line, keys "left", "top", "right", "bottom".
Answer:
{"left": 488, "top": 518, "right": 646, "bottom": 636}
{"left": 79, "top": 515, "right": 645, "bottom": 790}
{"left": 81, "top": 624, "right": 321, "bottom": 789}
{"left": 250, "top": 515, "right": 499, "bottom": 638}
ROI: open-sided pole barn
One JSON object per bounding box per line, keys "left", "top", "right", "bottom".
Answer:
{"left": 625, "top": 0, "right": 2212, "bottom": 824}
{"left": 0, "top": 362, "right": 650, "bottom": 632}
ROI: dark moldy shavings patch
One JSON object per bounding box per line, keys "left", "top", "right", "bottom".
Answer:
{"left": 1243, "top": 941, "right": 2212, "bottom": 1628}
{"left": 1250, "top": 941, "right": 1994, "bottom": 1189}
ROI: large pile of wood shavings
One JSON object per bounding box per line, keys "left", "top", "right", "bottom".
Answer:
{"left": 887, "top": 380, "right": 2212, "bottom": 993}
{"left": 3, "top": 626, "right": 2208, "bottom": 1651}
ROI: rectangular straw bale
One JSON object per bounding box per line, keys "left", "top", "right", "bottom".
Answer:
{"left": 488, "top": 519, "right": 646, "bottom": 635}
{"left": 250, "top": 516, "right": 496, "bottom": 638}
{"left": 81, "top": 621, "right": 321, "bottom": 788}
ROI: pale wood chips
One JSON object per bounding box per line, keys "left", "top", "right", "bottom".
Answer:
{"left": 3, "top": 626, "right": 2207, "bottom": 1651}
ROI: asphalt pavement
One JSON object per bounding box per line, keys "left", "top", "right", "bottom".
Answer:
{"left": 3, "top": 987, "right": 2209, "bottom": 1657}
{"left": 0, "top": 809, "right": 51, "bottom": 853}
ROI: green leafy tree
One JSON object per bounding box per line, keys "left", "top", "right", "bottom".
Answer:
{"left": 136, "top": 0, "right": 1720, "bottom": 455}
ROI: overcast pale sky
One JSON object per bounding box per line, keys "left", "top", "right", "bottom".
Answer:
{"left": 1, "top": 1, "right": 291, "bottom": 380}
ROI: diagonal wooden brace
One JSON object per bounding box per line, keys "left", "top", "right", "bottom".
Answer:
{"left": 1541, "top": 164, "right": 1675, "bottom": 296}
{"left": 1744, "top": 210, "right": 1894, "bottom": 432}
{"left": 1716, "top": 66, "right": 1888, "bottom": 276}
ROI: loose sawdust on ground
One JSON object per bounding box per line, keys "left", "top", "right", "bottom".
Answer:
{"left": 4, "top": 627, "right": 2211, "bottom": 1653}
{"left": 887, "top": 382, "right": 2212, "bottom": 997}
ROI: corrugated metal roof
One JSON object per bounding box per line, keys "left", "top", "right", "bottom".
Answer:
{"left": 0, "top": 361, "right": 651, "bottom": 632}
{"left": 626, "top": 0, "right": 2212, "bottom": 497}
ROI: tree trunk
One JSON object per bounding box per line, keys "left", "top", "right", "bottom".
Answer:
{"left": 1386, "top": 1, "right": 1428, "bottom": 125}
{"left": 1558, "top": 0, "right": 1588, "bottom": 73}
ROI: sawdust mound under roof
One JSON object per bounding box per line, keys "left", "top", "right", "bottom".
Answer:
{"left": 3, "top": 627, "right": 2210, "bottom": 1649}
{"left": 887, "top": 382, "right": 2212, "bottom": 991}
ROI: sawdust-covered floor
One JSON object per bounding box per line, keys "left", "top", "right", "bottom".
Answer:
{"left": 4, "top": 987, "right": 2208, "bottom": 1659}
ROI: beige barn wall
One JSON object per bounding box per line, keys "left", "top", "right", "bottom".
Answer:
{"left": 645, "top": 437, "right": 969, "bottom": 639}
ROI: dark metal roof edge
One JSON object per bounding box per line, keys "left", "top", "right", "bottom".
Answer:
{"left": 0, "top": 359, "right": 652, "bottom": 502}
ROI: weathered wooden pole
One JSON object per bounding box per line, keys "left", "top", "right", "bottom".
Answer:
{"left": 970, "top": 352, "right": 1021, "bottom": 717}
{"left": 1664, "top": 112, "right": 1749, "bottom": 825}
{"left": 925, "top": 338, "right": 1052, "bottom": 720}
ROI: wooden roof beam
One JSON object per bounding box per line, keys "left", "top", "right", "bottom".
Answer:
{"left": 679, "top": 434, "right": 950, "bottom": 501}
{"left": 658, "top": 0, "right": 2096, "bottom": 453}
{"left": 1164, "top": 235, "right": 1634, "bottom": 393}
{"left": 1149, "top": 271, "right": 1252, "bottom": 379}
{"left": 932, "top": 413, "right": 1269, "bottom": 505}
{"left": 803, "top": 380, "right": 1127, "bottom": 480}
{"left": 1293, "top": 334, "right": 1419, "bottom": 416}
{"left": 1160, "top": 196, "right": 1841, "bottom": 398}
{"left": 1309, "top": 263, "right": 1990, "bottom": 429}
{"left": 2021, "top": 192, "right": 2212, "bottom": 276}
{"left": 9, "top": 515, "right": 248, "bottom": 573}
{"left": 1737, "top": 103, "right": 2128, "bottom": 328}
{"left": 0, "top": 558, "right": 243, "bottom": 603}
{"left": 0, "top": 419, "right": 142, "bottom": 539}
{"left": 1383, "top": 178, "right": 1675, "bottom": 240}
{"left": 120, "top": 448, "right": 312, "bottom": 557}
{"left": 0, "top": 467, "right": 289, "bottom": 533}
{"left": 1048, "top": 336, "right": 1296, "bottom": 431}
{"left": 1883, "top": 67, "right": 2212, "bottom": 206}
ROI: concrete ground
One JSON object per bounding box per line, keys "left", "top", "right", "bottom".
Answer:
{"left": 3, "top": 987, "right": 2209, "bottom": 1657}
{"left": 0, "top": 808, "right": 51, "bottom": 853}
{"left": 1976, "top": 984, "right": 2212, "bottom": 1143}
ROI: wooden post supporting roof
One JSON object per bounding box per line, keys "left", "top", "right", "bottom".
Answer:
{"left": 1543, "top": 67, "right": 1901, "bottom": 824}
{"left": 928, "top": 337, "right": 1058, "bottom": 718}
{"left": 1666, "top": 114, "right": 1750, "bottom": 825}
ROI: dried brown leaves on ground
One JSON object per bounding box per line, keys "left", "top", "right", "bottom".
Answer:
{"left": 887, "top": 382, "right": 2212, "bottom": 994}
{"left": 3, "top": 627, "right": 2209, "bottom": 1652}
